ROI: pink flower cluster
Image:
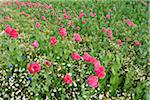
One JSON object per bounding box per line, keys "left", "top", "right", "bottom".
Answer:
{"left": 28, "top": 60, "right": 51, "bottom": 74}
{"left": 63, "top": 10, "right": 71, "bottom": 19}
{"left": 2, "top": 1, "right": 143, "bottom": 89}
{"left": 72, "top": 52, "right": 106, "bottom": 88}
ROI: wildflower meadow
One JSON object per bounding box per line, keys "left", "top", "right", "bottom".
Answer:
{"left": 0, "top": 0, "right": 149, "bottom": 100}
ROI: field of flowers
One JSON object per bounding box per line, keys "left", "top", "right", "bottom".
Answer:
{"left": 0, "top": 0, "right": 149, "bottom": 99}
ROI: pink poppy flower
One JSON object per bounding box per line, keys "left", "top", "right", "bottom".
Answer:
{"left": 72, "top": 52, "right": 81, "bottom": 60}
{"left": 5, "top": 26, "right": 18, "bottom": 39}
{"left": 91, "top": 57, "right": 98, "bottom": 65}
{"left": 28, "top": 3, "right": 32, "bottom": 8}
{"left": 117, "top": 39, "right": 122, "bottom": 45}
{"left": 102, "top": 27, "right": 106, "bottom": 33}
{"left": 36, "top": 22, "right": 41, "bottom": 28}
{"left": 93, "top": 61, "right": 101, "bottom": 68}
{"left": 58, "top": 17, "right": 61, "bottom": 21}
{"left": 1, "top": 12, "right": 4, "bottom": 14}
{"left": 45, "top": 60, "right": 51, "bottom": 67}
{"left": 49, "top": 4, "right": 53, "bottom": 10}
{"left": 50, "top": 36, "right": 57, "bottom": 46}
{"left": 28, "top": 62, "right": 41, "bottom": 74}
{"left": 8, "top": 29, "right": 18, "bottom": 39}
{"left": 25, "top": 14, "right": 29, "bottom": 17}
{"left": 5, "top": 25, "right": 12, "bottom": 34}
{"left": 63, "top": 74, "right": 72, "bottom": 84}
{"left": 77, "top": 26, "right": 81, "bottom": 30}
{"left": 32, "top": 40, "right": 39, "bottom": 48}
{"left": 83, "top": 53, "right": 93, "bottom": 63}
{"left": 96, "top": 71, "right": 106, "bottom": 79}
{"left": 36, "top": 14, "right": 40, "bottom": 18}
{"left": 90, "top": 12, "right": 96, "bottom": 17}
{"left": 94, "top": 65, "right": 105, "bottom": 74}
{"left": 106, "top": 14, "right": 110, "bottom": 20}
{"left": 74, "top": 33, "right": 81, "bottom": 42}
{"left": 44, "top": 3, "right": 49, "bottom": 9}
{"left": 93, "top": 62, "right": 106, "bottom": 79}
{"left": 135, "top": 40, "right": 140, "bottom": 46}
{"left": 79, "top": 11, "right": 86, "bottom": 18}
{"left": 87, "top": 75, "right": 98, "bottom": 88}
{"left": 59, "top": 28, "right": 67, "bottom": 36}
{"left": 42, "top": 16, "right": 46, "bottom": 20}
{"left": 34, "top": 3, "right": 37, "bottom": 8}
{"left": 5, "top": 15, "right": 10, "bottom": 21}
{"left": 127, "top": 19, "right": 134, "bottom": 26}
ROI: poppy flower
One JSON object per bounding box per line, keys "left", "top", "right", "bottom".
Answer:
{"left": 28, "top": 62, "right": 41, "bottom": 74}
{"left": 59, "top": 28, "right": 67, "bottom": 36}
{"left": 74, "top": 33, "right": 81, "bottom": 42}
{"left": 63, "top": 74, "right": 72, "bottom": 84}
{"left": 87, "top": 74, "right": 98, "bottom": 88}
{"left": 36, "top": 22, "right": 41, "bottom": 28}
{"left": 5, "top": 26, "right": 18, "bottom": 39}
{"left": 135, "top": 40, "right": 140, "bottom": 46}
{"left": 50, "top": 36, "right": 57, "bottom": 45}
{"left": 32, "top": 40, "right": 39, "bottom": 48}
{"left": 72, "top": 52, "right": 81, "bottom": 60}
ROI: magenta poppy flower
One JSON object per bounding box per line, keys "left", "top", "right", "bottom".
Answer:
{"left": 83, "top": 53, "right": 93, "bottom": 63}
{"left": 106, "top": 14, "right": 110, "bottom": 20}
{"left": 87, "top": 75, "right": 98, "bottom": 88}
{"left": 50, "top": 36, "right": 57, "bottom": 45}
{"left": 90, "top": 12, "right": 96, "bottom": 17}
{"left": 32, "top": 40, "right": 39, "bottom": 48}
{"left": 5, "top": 26, "right": 18, "bottom": 39}
{"left": 135, "top": 40, "right": 140, "bottom": 46}
{"left": 79, "top": 11, "right": 86, "bottom": 18}
{"left": 59, "top": 28, "right": 67, "bottom": 36}
{"left": 102, "top": 27, "right": 106, "bottom": 33}
{"left": 117, "top": 39, "right": 122, "bottom": 45}
{"left": 36, "top": 22, "right": 41, "bottom": 28}
{"left": 96, "top": 71, "right": 106, "bottom": 79}
{"left": 28, "top": 62, "right": 41, "bottom": 74}
{"left": 127, "top": 19, "right": 134, "bottom": 27}
{"left": 72, "top": 52, "right": 81, "bottom": 60}
{"left": 63, "top": 74, "right": 72, "bottom": 84}
{"left": 74, "top": 33, "right": 82, "bottom": 42}
{"left": 42, "top": 16, "right": 46, "bottom": 20}
{"left": 45, "top": 60, "right": 51, "bottom": 67}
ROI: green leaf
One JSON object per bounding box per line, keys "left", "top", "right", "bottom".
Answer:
{"left": 110, "top": 74, "right": 120, "bottom": 96}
